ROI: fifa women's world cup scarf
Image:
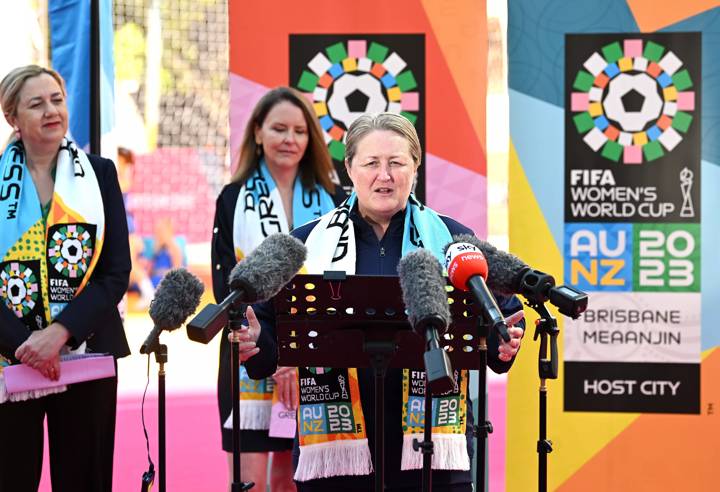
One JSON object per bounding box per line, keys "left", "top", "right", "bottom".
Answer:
{"left": 297, "top": 193, "right": 469, "bottom": 481}
{"left": 0, "top": 138, "right": 105, "bottom": 402}
{"left": 228, "top": 159, "right": 335, "bottom": 431}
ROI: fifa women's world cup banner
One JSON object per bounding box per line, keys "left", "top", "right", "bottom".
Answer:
{"left": 563, "top": 33, "right": 701, "bottom": 414}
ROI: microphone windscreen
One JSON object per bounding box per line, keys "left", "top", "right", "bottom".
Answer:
{"left": 228, "top": 233, "right": 307, "bottom": 302}
{"left": 444, "top": 242, "right": 489, "bottom": 291}
{"left": 398, "top": 249, "right": 451, "bottom": 331}
{"left": 149, "top": 268, "right": 205, "bottom": 331}
{"left": 445, "top": 234, "right": 528, "bottom": 296}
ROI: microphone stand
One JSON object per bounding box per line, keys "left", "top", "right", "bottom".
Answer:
{"left": 141, "top": 336, "right": 168, "bottom": 492}
{"left": 229, "top": 306, "right": 254, "bottom": 491}
{"left": 473, "top": 320, "right": 491, "bottom": 492}
{"left": 527, "top": 301, "right": 559, "bottom": 492}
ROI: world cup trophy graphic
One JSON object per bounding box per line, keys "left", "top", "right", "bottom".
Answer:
{"left": 679, "top": 167, "right": 694, "bottom": 217}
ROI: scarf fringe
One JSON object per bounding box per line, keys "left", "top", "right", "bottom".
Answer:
{"left": 294, "top": 439, "right": 373, "bottom": 482}
{"left": 223, "top": 400, "right": 272, "bottom": 430}
{"left": 0, "top": 373, "right": 67, "bottom": 404}
{"left": 400, "top": 433, "right": 470, "bottom": 471}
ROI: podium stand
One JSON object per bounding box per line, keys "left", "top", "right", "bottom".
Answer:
{"left": 273, "top": 272, "right": 489, "bottom": 492}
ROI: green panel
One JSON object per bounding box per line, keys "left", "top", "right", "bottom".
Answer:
{"left": 633, "top": 223, "right": 701, "bottom": 292}
{"left": 400, "top": 111, "right": 417, "bottom": 125}
{"left": 602, "top": 42, "right": 623, "bottom": 63}
{"left": 396, "top": 71, "right": 417, "bottom": 91}
{"left": 601, "top": 140, "right": 622, "bottom": 162}
{"left": 643, "top": 141, "right": 664, "bottom": 161}
{"left": 573, "top": 112, "right": 595, "bottom": 133}
{"left": 367, "top": 42, "right": 389, "bottom": 63}
{"left": 672, "top": 111, "right": 693, "bottom": 133}
{"left": 297, "top": 71, "right": 319, "bottom": 92}
{"left": 325, "top": 42, "right": 347, "bottom": 63}
{"left": 328, "top": 140, "right": 345, "bottom": 161}
{"left": 672, "top": 69, "right": 693, "bottom": 91}
{"left": 573, "top": 71, "right": 594, "bottom": 91}
{"left": 643, "top": 41, "right": 665, "bottom": 62}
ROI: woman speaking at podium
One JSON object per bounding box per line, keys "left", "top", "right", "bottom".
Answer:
{"left": 0, "top": 65, "right": 131, "bottom": 491}
{"left": 237, "top": 112, "right": 525, "bottom": 492}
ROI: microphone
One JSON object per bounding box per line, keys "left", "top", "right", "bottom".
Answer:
{"left": 444, "top": 240, "right": 511, "bottom": 342}
{"left": 140, "top": 268, "right": 205, "bottom": 354}
{"left": 448, "top": 234, "right": 588, "bottom": 319}
{"left": 186, "top": 233, "right": 307, "bottom": 344}
{"left": 398, "top": 249, "right": 455, "bottom": 395}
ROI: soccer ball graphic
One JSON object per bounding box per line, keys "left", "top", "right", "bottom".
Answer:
{"left": 570, "top": 39, "right": 695, "bottom": 164}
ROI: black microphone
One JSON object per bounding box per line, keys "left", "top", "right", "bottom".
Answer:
{"left": 186, "top": 233, "right": 307, "bottom": 343}
{"left": 140, "top": 268, "right": 205, "bottom": 354}
{"left": 443, "top": 240, "right": 511, "bottom": 342}
{"left": 449, "top": 234, "right": 588, "bottom": 319}
{"left": 398, "top": 249, "right": 455, "bottom": 395}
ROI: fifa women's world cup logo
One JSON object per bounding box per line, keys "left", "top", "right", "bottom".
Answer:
{"left": 679, "top": 167, "right": 694, "bottom": 218}
{"left": 570, "top": 39, "right": 696, "bottom": 164}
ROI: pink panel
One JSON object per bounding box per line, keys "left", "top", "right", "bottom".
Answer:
{"left": 401, "top": 92, "right": 420, "bottom": 111}
{"left": 488, "top": 376, "right": 508, "bottom": 492}
{"left": 571, "top": 92, "right": 589, "bottom": 111}
{"left": 230, "top": 74, "right": 272, "bottom": 172}
{"left": 624, "top": 39, "right": 642, "bottom": 57}
{"left": 348, "top": 39, "right": 367, "bottom": 58}
{"left": 425, "top": 153, "right": 487, "bottom": 238}
{"left": 676, "top": 91, "right": 695, "bottom": 111}
{"left": 623, "top": 145, "right": 642, "bottom": 164}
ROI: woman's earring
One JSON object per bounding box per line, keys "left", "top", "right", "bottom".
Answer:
{"left": 13, "top": 126, "right": 21, "bottom": 140}
{"left": 255, "top": 141, "right": 263, "bottom": 156}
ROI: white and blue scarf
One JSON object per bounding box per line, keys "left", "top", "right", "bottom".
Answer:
{"left": 0, "top": 138, "right": 105, "bottom": 402}
{"left": 228, "top": 160, "right": 335, "bottom": 430}
{"left": 296, "top": 193, "right": 469, "bottom": 481}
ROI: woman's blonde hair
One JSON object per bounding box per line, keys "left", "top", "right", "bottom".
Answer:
{"left": 231, "top": 87, "right": 335, "bottom": 193}
{"left": 0, "top": 65, "right": 66, "bottom": 120}
{"left": 344, "top": 112, "right": 421, "bottom": 168}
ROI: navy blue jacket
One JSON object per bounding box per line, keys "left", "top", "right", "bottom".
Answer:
{"left": 0, "top": 154, "right": 131, "bottom": 360}
{"left": 245, "top": 205, "right": 524, "bottom": 489}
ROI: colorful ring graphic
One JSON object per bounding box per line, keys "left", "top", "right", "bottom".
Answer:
{"left": 48, "top": 224, "right": 94, "bottom": 278}
{"left": 571, "top": 39, "right": 695, "bottom": 164}
{"left": 0, "top": 262, "right": 39, "bottom": 317}
{"left": 295, "top": 39, "right": 420, "bottom": 160}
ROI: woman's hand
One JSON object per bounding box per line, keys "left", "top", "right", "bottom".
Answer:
{"left": 227, "top": 305, "right": 261, "bottom": 362}
{"left": 498, "top": 310, "right": 525, "bottom": 363}
{"left": 15, "top": 322, "right": 70, "bottom": 380}
{"left": 273, "top": 367, "right": 298, "bottom": 411}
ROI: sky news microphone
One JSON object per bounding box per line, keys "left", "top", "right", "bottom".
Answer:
{"left": 140, "top": 268, "right": 205, "bottom": 354}
{"left": 444, "top": 240, "right": 511, "bottom": 343}
{"left": 398, "top": 249, "right": 455, "bottom": 395}
{"left": 448, "top": 234, "right": 588, "bottom": 318}
{"left": 186, "top": 233, "right": 307, "bottom": 344}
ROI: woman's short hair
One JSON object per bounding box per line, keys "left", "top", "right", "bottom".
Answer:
{"left": 0, "top": 65, "right": 66, "bottom": 119}
{"left": 231, "top": 86, "right": 335, "bottom": 193}
{"left": 344, "top": 112, "right": 421, "bottom": 168}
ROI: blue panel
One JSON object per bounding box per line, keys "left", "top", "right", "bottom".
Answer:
{"left": 646, "top": 125, "right": 661, "bottom": 141}
{"left": 319, "top": 115, "right": 334, "bottom": 131}
{"left": 328, "top": 63, "right": 343, "bottom": 79}
{"left": 594, "top": 115, "right": 609, "bottom": 130}
{"left": 564, "top": 223, "right": 634, "bottom": 292}
{"left": 381, "top": 73, "right": 397, "bottom": 88}
{"left": 508, "top": 0, "right": 639, "bottom": 107}
{"left": 657, "top": 72, "right": 672, "bottom": 87}
{"left": 509, "top": 89, "right": 564, "bottom": 249}
{"left": 701, "top": 159, "right": 720, "bottom": 350}
{"left": 49, "top": 0, "right": 91, "bottom": 149}
{"left": 604, "top": 63, "right": 620, "bottom": 78}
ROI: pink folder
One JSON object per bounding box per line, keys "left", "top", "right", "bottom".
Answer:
{"left": 3, "top": 354, "right": 115, "bottom": 394}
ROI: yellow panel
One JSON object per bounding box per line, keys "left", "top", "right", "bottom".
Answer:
{"left": 507, "top": 141, "right": 639, "bottom": 492}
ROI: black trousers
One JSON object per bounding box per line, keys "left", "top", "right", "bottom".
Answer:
{"left": 0, "top": 375, "right": 118, "bottom": 492}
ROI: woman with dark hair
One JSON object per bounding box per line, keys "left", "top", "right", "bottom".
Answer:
{"left": 212, "top": 86, "right": 345, "bottom": 490}
{"left": 0, "top": 65, "right": 131, "bottom": 491}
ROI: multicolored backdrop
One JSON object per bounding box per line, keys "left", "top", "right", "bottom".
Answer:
{"left": 228, "top": 0, "right": 489, "bottom": 237}
{"left": 508, "top": 1, "right": 719, "bottom": 491}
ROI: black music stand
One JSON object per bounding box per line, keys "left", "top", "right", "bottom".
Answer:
{"left": 139, "top": 337, "right": 168, "bottom": 492}
{"left": 273, "top": 272, "right": 487, "bottom": 492}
